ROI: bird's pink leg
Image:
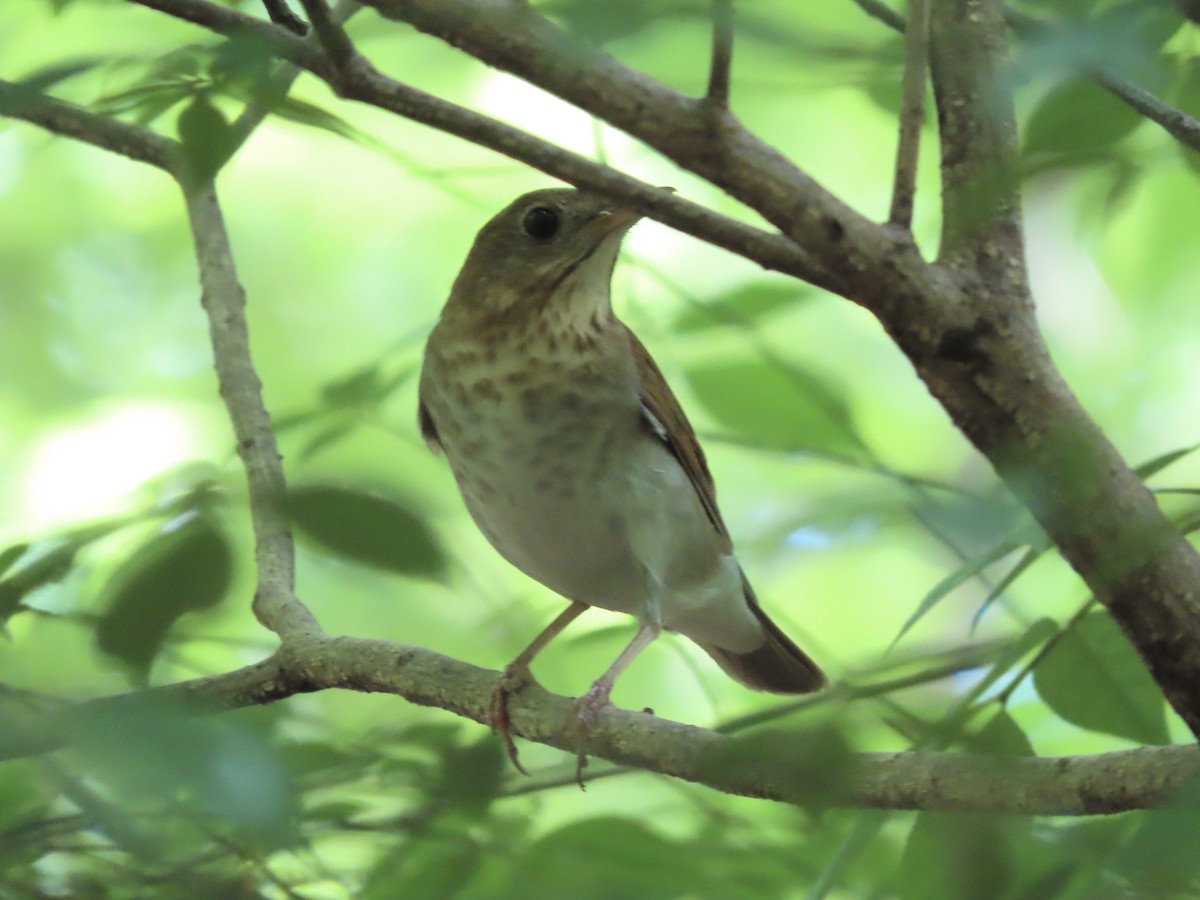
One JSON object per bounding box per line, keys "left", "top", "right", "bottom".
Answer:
{"left": 567, "top": 621, "right": 662, "bottom": 786}
{"left": 489, "top": 601, "right": 588, "bottom": 775}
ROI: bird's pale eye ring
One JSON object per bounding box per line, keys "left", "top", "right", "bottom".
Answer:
{"left": 522, "top": 206, "right": 560, "bottom": 241}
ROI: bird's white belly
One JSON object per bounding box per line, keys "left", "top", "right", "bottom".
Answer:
{"left": 424, "top": 350, "right": 763, "bottom": 652}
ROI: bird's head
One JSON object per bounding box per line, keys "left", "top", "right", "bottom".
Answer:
{"left": 441, "top": 188, "right": 641, "bottom": 331}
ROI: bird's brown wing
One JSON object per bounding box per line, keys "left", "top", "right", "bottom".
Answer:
{"left": 625, "top": 325, "right": 732, "bottom": 553}
{"left": 416, "top": 377, "right": 443, "bottom": 454}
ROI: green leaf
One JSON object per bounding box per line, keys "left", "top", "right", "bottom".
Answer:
{"left": 1134, "top": 441, "right": 1200, "bottom": 480}
{"left": 17, "top": 58, "right": 105, "bottom": 94}
{"left": 67, "top": 698, "right": 297, "bottom": 848}
{"left": 960, "top": 709, "right": 1035, "bottom": 757}
{"left": 362, "top": 836, "right": 483, "bottom": 900}
{"left": 1109, "top": 781, "right": 1200, "bottom": 893}
{"left": 95, "top": 514, "right": 234, "bottom": 684}
{"left": 672, "top": 283, "right": 813, "bottom": 334}
{"left": 287, "top": 484, "right": 447, "bottom": 580}
{"left": 900, "top": 813, "right": 1020, "bottom": 900}
{"left": 430, "top": 734, "right": 506, "bottom": 814}
{"left": 177, "top": 94, "right": 235, "bottom": 182}
{"left": 510, "top": 817, "right": 710, "bottom": 900}
{"left": 698, "top": 725, "right": 857, "bottom": 813}
{"left": 685, "top": 358, "right": 860, "bottom": 454}
{"left": 1033, "top": 612, "right": 1169, "bottom": 744}
{"left": 893, "top": 526, "right": 1042, "bottom": 646}
{"left": 96, "top": 81, "right": 194, "bottom": 122}
{"left": 1024, "top": 78, "right": 1142, "bottom": 163}
{"left": 0, "top": 544, "right": 29, "bottom": 580}
{"left": 0, "top": 541, "right": 82, "bottom": 622}
{"left": 971, "top": 544, "right": 1044, "bottom": 629}
{"left": 271, "top": 96, "right": 366, "bottom": 142}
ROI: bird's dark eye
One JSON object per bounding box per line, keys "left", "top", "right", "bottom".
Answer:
{"left": 522, "top": 206, "right": 559, "bottom": 241}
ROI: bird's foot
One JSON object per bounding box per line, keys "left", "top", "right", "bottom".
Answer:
{"left": 564, "top": 681, "right": 614, "bottom": 789}
{"left": 488, "top": 662, "right": 537, "bottom": 776}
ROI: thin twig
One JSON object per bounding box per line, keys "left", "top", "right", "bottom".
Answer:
{"left": 849, "top": 0, "right": 905, "bottom": 30}
{"left": 0, "top": 79, "right": 178, "bottom": 172}
{"left": 888, "top": 0, "right": 929, "bottom": 228}
{"left": 263, "top": 0, "right": 310, "bottom": 35}
{"left": 182, "top": 183, "right": 322, "bottom": 640}
{"left": 296, "top": 0, "right": 356, "bottom": 66}
{"left": 705, "top": 0, "right": 734, "bottom": 107}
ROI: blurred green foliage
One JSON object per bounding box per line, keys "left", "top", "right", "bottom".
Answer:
{"left": 1, "top": 0, "right": 1200, "bottom": 896}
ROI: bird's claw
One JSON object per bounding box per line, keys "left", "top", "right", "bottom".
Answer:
{"left": 565, "top": 682, "right": 613, "bottom": 789}
{"left": 488, "top": 663, "right": 537, "bottom": 776}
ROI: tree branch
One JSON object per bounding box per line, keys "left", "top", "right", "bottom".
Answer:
{"left": 125, "top": 0, "right": 840, "bottom": 293}
{"left": 888, "top": 0, "right": 929, "bottom": 228}
{"left": 863, "top": 1, "right": 1200, "bottom": 158}
{"left": 183, "top": 183, "right": 322, "bottom": 640}
{"left": 705, "top": 0, "right": 734, "bottom": 107}
{"left": 929, "top": 0, "right": 1026, "bottom": 278}
{"left": 0, "top": 634, "right": 1196, "bottom": 815}
{"left": 0, "top": 79, "right": 178, "bottom": 173}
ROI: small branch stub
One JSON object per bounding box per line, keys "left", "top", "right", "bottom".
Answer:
{"left": 706, "top": 0, "right": 734, "bottom": 107}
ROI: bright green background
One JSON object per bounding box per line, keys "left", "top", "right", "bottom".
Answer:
{"left": 2, "top": 0, "right": 1200, "bottom": 896}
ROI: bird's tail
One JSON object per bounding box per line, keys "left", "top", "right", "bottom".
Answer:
{"left": 699, "top": 575, "right": 826, "bottom": 694}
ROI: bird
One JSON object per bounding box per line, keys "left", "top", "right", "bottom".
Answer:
{"left": 418, "top": 187, "right": 826, "bottom": 775}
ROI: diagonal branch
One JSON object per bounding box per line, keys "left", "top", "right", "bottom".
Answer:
{"left": 0, "top": 633, "right": 1197, "bottom": 815}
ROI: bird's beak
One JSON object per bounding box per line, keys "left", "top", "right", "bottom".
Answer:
{"left": 590, "top": 205, "right": 642, "bottom": 237}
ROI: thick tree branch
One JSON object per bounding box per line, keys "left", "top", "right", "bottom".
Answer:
{"left": 0, "top": 635, "right": 1196, "bottom": 815}
{"left": 183, "top": 184, "right": 321, "bottom": 640}
{"left": 888, "top": 0, "right": 929, "bottom": 228}
{"left": 929, "top": 0, "right": 1027, "bottom": 279}
{"left": 2, "top": 633, "right": 1200, "bottom": 816}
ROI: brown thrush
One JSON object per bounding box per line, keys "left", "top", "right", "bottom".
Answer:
{"left": 419, "top": 188, "right": 826, "bottom": 775}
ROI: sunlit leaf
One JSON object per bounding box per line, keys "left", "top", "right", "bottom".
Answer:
{"left": 1033, "top": 611, "right": 1169, "bottom": 744}
{"left": 95, "top": 514, "right": 234, "bottom": 684}
{"left": 287, "top": 484, "right": 447, "bottom": 580}
{"left": 686, "top": 358, "right": 860, "bottom": 454}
